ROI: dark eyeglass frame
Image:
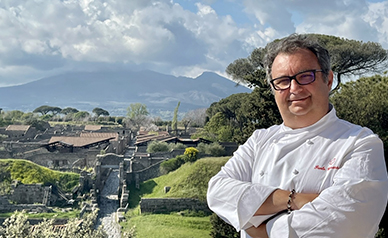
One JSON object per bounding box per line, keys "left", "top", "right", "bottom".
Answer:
{"left": 270, "top": 69, "right": 323, "bottom": 91}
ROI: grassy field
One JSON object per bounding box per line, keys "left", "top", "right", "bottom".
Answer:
{"left": 122, "top": 212, "right": 212, "bottom": 238}
{"left": 122, "top": 156, "right": 230, "bottom": 238}
{"left": 0, "top": 159, "right": 79, "bottom": 193}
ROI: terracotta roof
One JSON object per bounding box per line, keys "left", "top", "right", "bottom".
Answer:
{"left": 84, "top": 125, "right": 102, "bottom": 131}
{"left": 5, "top": 125, "right": 31, "bottom": 131}
{"left": 80, "top": 132, "right": 118, "bottom": 141}
{"left": 48, "top": 136, "right": 115, "bottom": 147}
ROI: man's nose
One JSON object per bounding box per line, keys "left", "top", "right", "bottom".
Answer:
{"left": 289, "top": 79, "right": 303, "bottom": 93}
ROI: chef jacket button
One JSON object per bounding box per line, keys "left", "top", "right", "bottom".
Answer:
{"left": 259, "top": 171, "right": 264, "bottom": 176}
{"left": 293, "top": 169, "right": 299, "bottom": 175}
{"left": 306, "top": 139, "right": 314, "bottom": 145}
{"left": 272, "top": 139, "right": 278, "bottom": 144}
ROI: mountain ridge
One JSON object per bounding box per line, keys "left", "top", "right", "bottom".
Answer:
{"left": 0, "top": 70, "right": 251, "bottom": 118}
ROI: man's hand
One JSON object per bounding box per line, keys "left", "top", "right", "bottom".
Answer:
{"left": 292, "top": 193, "right": 319, "bottom": 210}
{"left": 255, "top": 189, "right": 319, "bottom": 216}
{"left": 246, "top": 223, "right": 268, "bottom": 238}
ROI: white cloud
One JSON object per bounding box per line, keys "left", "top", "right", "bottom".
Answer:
{"left": 0, "top": 0, "right": 387, "bottom": 87}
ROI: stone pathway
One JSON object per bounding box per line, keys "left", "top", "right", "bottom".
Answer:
{"left": 97, "top": 169, "right": 121, "bottom": 238}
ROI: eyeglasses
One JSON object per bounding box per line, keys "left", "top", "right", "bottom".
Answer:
{"left": 270, "top": 69, "right": 323, "bottom": 91}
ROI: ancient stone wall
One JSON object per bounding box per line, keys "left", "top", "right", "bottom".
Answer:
{"left": 126, "top": 160, "right": 164, "bottom": 188}
{"left": 139, "top": 198, "right": 211, "bottom": 214}
{"left": 9, "top": 183, "right": 50, "bottom": 205}
{"left": 25, "top": 150, "right": 100, "bottom": 169}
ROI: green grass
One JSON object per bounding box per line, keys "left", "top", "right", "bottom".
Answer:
{"left": 0, "top": 159, "right": 80, "bottom": 192}
{"left": 123, "top": 156, "right": 231, "bottom": 237}
{"left": 121, "top": 213, "right": 212, "bottom": 238}
{"left": 142, "top": 156, "right": 230, "bottom": 200}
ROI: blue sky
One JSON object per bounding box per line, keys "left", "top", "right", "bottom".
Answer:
{"left": 0, "top": 0, "right": 387, "bottom": 87}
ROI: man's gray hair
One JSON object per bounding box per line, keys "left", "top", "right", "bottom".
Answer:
{"left": 263, "top": 34, "right": 331, "bottom": 85}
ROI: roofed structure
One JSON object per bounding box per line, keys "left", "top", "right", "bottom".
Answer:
{"left": 41, "top": 135, "right": 115, "bottom": 152}
{"left": 6, "top": 125, "right": 31, "bottom": 132}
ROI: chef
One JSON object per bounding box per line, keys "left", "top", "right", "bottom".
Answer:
{"left": 207, "top": 33, "right": 388, "bottom": 238}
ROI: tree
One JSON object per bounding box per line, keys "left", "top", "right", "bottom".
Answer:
{"left": 193, "top": 112, "right": 235, "bottom": 142}
{"left": 171, "top": 102, "right": 180, "bottom": 135}
{"left": 183, "top": 108, "right": 207, "bottom": 127}
{"left": 61, "top": 107, "right": 79, "bottom": 115}
{"left": 73, "top": 111, "right": 90, "bottom": 121}
{"left": 314, "top": 34, "right": 388, "bottom": 91}
{"left": 126, "top": 103, "right": 149, "bottom": 119}
{"left": 126, "top": 103, "right": 150, "bottom": 131}
{"left": 226, "top": 34, "right": 388, "bottom": 91}
{"left": 92, "top": 107, "right": 109, "bottom": 117}
{"left": 33, "top": 105, "right": 62, "bottom": 115}
{"left": 330, "top": 74, "right": 388, "bottom": 158}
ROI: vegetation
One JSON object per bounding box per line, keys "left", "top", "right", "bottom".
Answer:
{"left": 160, "top": 155, "right": 186, "bottom": 174}
{"left": 171, "top": 102, "right": 180, "bottom": 135}
{"left": 146, "top": 141, "right": 170, "bottom": 153}
{"left": 183, "top": 147, "right": 199, "bottom": 163}
{"left": 131, "top": 157, "right": 229, "bottom": 204}
{"left": 0, "top": 159, "right": 79, "bottom": 193}
{"left": 210, "top": 213, "right": 239, "bottom": 238}
{"left": 331, "top": 74, "right": 388, "bottom": 158}
{"left": 92, "top": 107, "right": 109, "bottom": 117}
{"left": 122, "top": 212, "right": 211, "bottom": 238}
{"left": 0, "top": 210, "right": 106, "bottom": 238}
{"left": 124, "top": 156, "right": 231, "bottom": 237}
{"left": 196, "top": 142, "right": 226, "bottom": 157}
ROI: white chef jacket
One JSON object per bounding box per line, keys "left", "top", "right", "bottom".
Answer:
{"left": 207, "top": 106, "right": 388, "bottom": 238}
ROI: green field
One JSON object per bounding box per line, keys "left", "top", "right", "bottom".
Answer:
{"left": 122, "top": 156, "right": 230, "bottom": 238}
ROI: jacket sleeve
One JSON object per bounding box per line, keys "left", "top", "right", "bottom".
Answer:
{"left": 268, "top": 134, "right": 388, "bottom": 238}
{"left": 207, "top": 130, "right": 278, "bottom": 231}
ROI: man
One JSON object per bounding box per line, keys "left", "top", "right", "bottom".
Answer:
{"left": 207, "top": 34, "right": 388, "bottom": 238}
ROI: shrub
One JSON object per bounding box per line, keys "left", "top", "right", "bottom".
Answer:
{"left": 0, "top": 210, "right": 107, "bottom": 238}
{"left": 184, "top": 147, "right": 199, "bottom": 163}
{"left": 210, "top": 213, "right": 239, "bottom": 238}
{"left": 206, "top": 143, "right": 225, "bottom": 156}
{"left": 146, "top": 141, "right": 170, "bottom": 153}
{"left": 197, "top": 142, "right": 225, "bottom": 156}
{"left": 160, "top": 155, "right": 186, "bottom": 174}
{"left": 168, "top": 143, "right": 186, "bottom": 151}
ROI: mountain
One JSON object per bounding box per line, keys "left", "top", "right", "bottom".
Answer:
{"left": 0, "top": 70, "right": 251, "bottom": 118}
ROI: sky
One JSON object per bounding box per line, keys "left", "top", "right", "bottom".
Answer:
{"left": 0, "top": 0, "right": 387, "bottom": 87}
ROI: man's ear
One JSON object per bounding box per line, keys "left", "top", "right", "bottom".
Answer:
{"left": 328, "top": 70, "right": 334, "bottom": 89}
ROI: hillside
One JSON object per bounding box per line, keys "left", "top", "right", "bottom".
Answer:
{"left": 0, "top": 159, "right": 79, "bottom": 193}
{"left": 128, "top": 156, "right": 230, "bottom": 208}
{"left": 0, "top": 70, "right": 251, "bottom": 118}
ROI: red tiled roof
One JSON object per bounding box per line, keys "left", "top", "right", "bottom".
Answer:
{"left": 80, "top": 132, "right": 118, "bottom": 141}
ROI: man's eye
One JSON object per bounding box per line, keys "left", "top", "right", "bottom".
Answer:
{"left": 276, "top": 78, "right": 290, "bottom": 85}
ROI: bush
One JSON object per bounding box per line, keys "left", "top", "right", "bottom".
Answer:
{"left": 184, "top": 147, "right": 199, "bottom": 163}
{"left": 197, "top": 142, "right": 225, "bottom": 156}
{"left": 146, "top": 141, "right": 170, "bottom": 153}
{"left": 0, "top": 210, "right": 107, "bottom": 238}
{"left": 210, "top": 213, "right": 239, "bottom": 238}
{"left": 168, "top": 143, "right": 186, "bottom": 151}
{"left": 160, "top": 155, "right": 186, "bottom": 174}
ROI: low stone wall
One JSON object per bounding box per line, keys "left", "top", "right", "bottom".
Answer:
{"left": 139, "top": 198, "right": 211, "bottom": 214}
{"left": 0, "top": 195, "right": 52, "bottom": 213}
